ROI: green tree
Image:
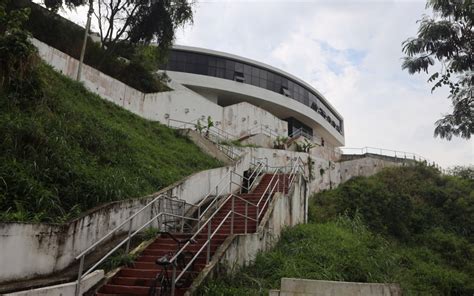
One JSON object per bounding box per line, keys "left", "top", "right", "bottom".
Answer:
{"left": 41, "top": 0, "right": 193, "bottom": 69}
{"left": 0, "top": 0, "right": 38, "bottom": 92}
{"left": 402, "top": 0, "right": 473, "bottom": 140}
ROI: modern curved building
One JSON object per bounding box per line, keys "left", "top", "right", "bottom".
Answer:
{"left": 163, "top": 45, "right": 345, "bottom": 147}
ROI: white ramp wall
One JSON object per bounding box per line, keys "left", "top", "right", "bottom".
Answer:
{"left": 32, "top": 39, "right": 287, "bottom": 140}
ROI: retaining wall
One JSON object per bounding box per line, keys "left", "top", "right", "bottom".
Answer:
{"left": 270, "top": 278, "right": 401, "bottom": 296}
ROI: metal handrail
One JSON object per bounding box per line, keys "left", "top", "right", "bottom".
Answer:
{"left": 197, "top": 177, "right": 232, "bottom": 222}
{"left": 246, "top": 124, "right": 281, "bottom": 139}
{"left": 74, "top": 202, "right": 197, "bottom": 296}
{"left": 75, "top": 194, "right": 194, "bottom": 260}
{"left": 172, "top": 210, "right": 233, "bottom": 295}
{"left": 256, "top": 170, "right": 280, "bottom": 207}
{"left": 258, "top": 179, "right": 280, "bottom": 221}
{"left": 340, "top": 147, "right": 430, "bottom": 162}
{"left": 167, "top": 159, "right": 307, "bottom": 296}
{"left": 196, "top": 170, "right": 231, "bottom": 208}
{"left": 168, "top": 117, "right": 236, "bottom": 141}
{"left": 169, "top": 193, "right": 234, "bottom": 265}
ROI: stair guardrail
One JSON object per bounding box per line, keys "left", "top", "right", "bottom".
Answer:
{"left": 246, "top": 124, "right": 282, "bottom": 139}
{"left": 340, "top": 146, "right": 430, "bottom": 162}
{"left": 168, "top": 160, "right": 302, "bottom": 296}
{"left": 73, "top": 194, "right": 197, "bottom": 296}
{"left": 196, "top": 160, "right": 265, "bottom": 231}
{"left": 288, "top": 127, "right": 318, "bottom": 143}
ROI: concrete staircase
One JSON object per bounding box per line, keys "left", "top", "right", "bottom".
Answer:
{"left": 96, "top": 174, "right": 289, "bottom": 296}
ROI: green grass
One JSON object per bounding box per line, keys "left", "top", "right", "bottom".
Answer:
{"left": 0, "top": 63, "right": 222, "bottom": 223}
{"left": 199, "top": 166, "right": 474, "bottom": 295}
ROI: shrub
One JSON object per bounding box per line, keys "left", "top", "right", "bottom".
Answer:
{"left": 310, "top": 164, "right": 474, "bottom": 242}
{"left": 0, "top": 0, "right": 41, "bottom": 103}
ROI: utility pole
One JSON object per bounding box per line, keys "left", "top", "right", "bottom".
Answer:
{"left": 76, "top": 0, "right": 94, "bottom": 81}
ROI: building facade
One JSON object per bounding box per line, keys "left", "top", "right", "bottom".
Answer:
{"left": 163, "top": 45, "right": 344, "bottom": 147}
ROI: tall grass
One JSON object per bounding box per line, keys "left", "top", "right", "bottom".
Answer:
{"left": 0, "top": 63, "right": 222, "bottom": 223}
{"left": 199, "top": 217, "right": 473, "bottom": 295}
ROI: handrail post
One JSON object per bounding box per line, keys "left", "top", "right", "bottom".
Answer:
{"left": 74, "top": 256, "right": 85, "bottom": 296}
{"left": 125, "top": 219, "right": 133, "bottom": 253}
{"left": 256, "top": 205, "right": 259, "bottom": 226}
{"left": 197, "top": 206, "right": 201, "bottom": 229}
{"left": 206, "top": 222, "right": 211, "bottom": 264}
{"left": 180, "top": 201, "right": 185, "bottom": 232}
{"left": 231, "top": 195, "right": 235, "bottom": 235}
{"left": 171, "top": 264, "right": 177, "bottom": 296}
{"left": 244, "top": 202, "right": 248, "bottom": 234}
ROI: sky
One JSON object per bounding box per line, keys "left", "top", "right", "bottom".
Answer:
{"left": 60, "top": 0, "right": 473, "bottom": 168}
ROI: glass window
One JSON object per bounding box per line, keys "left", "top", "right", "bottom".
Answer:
{"left": 251, "top": 67, "right": 259, "bottom": 77}
{"left": 196, "top": 64, "right": 207, "bottom": 75}
{"left": 259, "top": 78, "right": 267, "bottom": 88}
{"left": 216, "top": 58, "right": 225, "bottom": 69}
{"left": 208, "top": 56, "right": 216, "bottom": 67}
{"left": 208, "top": 66, "right": 216, "bottom": 76}
{"left": 275, "top": 75, "right": 282, "bottom": 85}
{"left": 196, "top": 55, "right": 207, "bottom": 65}
{"left": 260, "top": 70, "right": 267, "bottom": 80}
{"left": 225, "top": 69, "right": 234, "bottom": 80}
{"left": 176, "top": 61, "right": 185, "bottom": 72}
{"left": 267, "top": 71, "right": 274, "bottom": 81}
{"left": 216, "top": 68, "right": 225, "bottom": 78}
{"left": 225, "top": 60, "right": 235, "bottom": 71}
{"left": 267, "top": 80, "right": 274, "bottom": 91}
{"left": 251, "top": 75, "right": 259, "bottom": 86}
{"left": 244, "top": 64, "right": 251, "bottom": 75}
{"left": 235, "top": 62, "right": 244, "bottom": 72}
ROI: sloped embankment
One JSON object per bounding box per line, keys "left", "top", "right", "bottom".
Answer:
{"left": 0, "top": 63, "right": 222, "bottom": 223}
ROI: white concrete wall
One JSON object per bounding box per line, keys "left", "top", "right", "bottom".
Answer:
{"left": 0, "top": 152, "right": 251, "bottom": 284}
{"left": 32, "top": 39, "right": 288, "bottom": 142}
{"left": 222, "top": 102, "right": 288, "bottom": 138}
{"left": 273, "top": 278, "right": 401, "bottom": 296}
{"left": 4, "top": 270, "right": 103, "bottom": 296}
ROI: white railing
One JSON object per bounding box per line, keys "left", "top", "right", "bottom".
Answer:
{"left": 288, "top": 127, "right": 315, "bottom": 142}
{"left": 340, "top": 147, "right": 430, "bottom": 162}
{"left": 167, "top": 118, "right": 243, "bottom": 160}
{"left": 246, "top": 124, "right": 282, "bottom": 139}
{"left": 340, "top": 147, "right": 446, "bottom": 173}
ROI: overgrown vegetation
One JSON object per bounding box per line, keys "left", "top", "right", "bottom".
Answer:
{"left": 310, "top": 165, "right": 474, "bottom": 241}
{"left": 0, "top": 62, "right": 221, "bottom": 223}
{"left": 199, "top": 165, "right": 474, "bottom": 295}
{"left": 9, "top": 1, "right": 169, "bottom": 93}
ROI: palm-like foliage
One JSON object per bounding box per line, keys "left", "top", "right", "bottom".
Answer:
{"left": 402, "top": 0, "right": 473, "bottom": 140}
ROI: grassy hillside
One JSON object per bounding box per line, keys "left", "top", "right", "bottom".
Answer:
{"left": 0, "top": 64, "right": 222, "bottom": 223}
{"left": 199, "top": 165, "right": 474, "bottom": 295}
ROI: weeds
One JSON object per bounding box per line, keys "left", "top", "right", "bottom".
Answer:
{"left": 0, "top": 63, "right": 222, "bottom": 223}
